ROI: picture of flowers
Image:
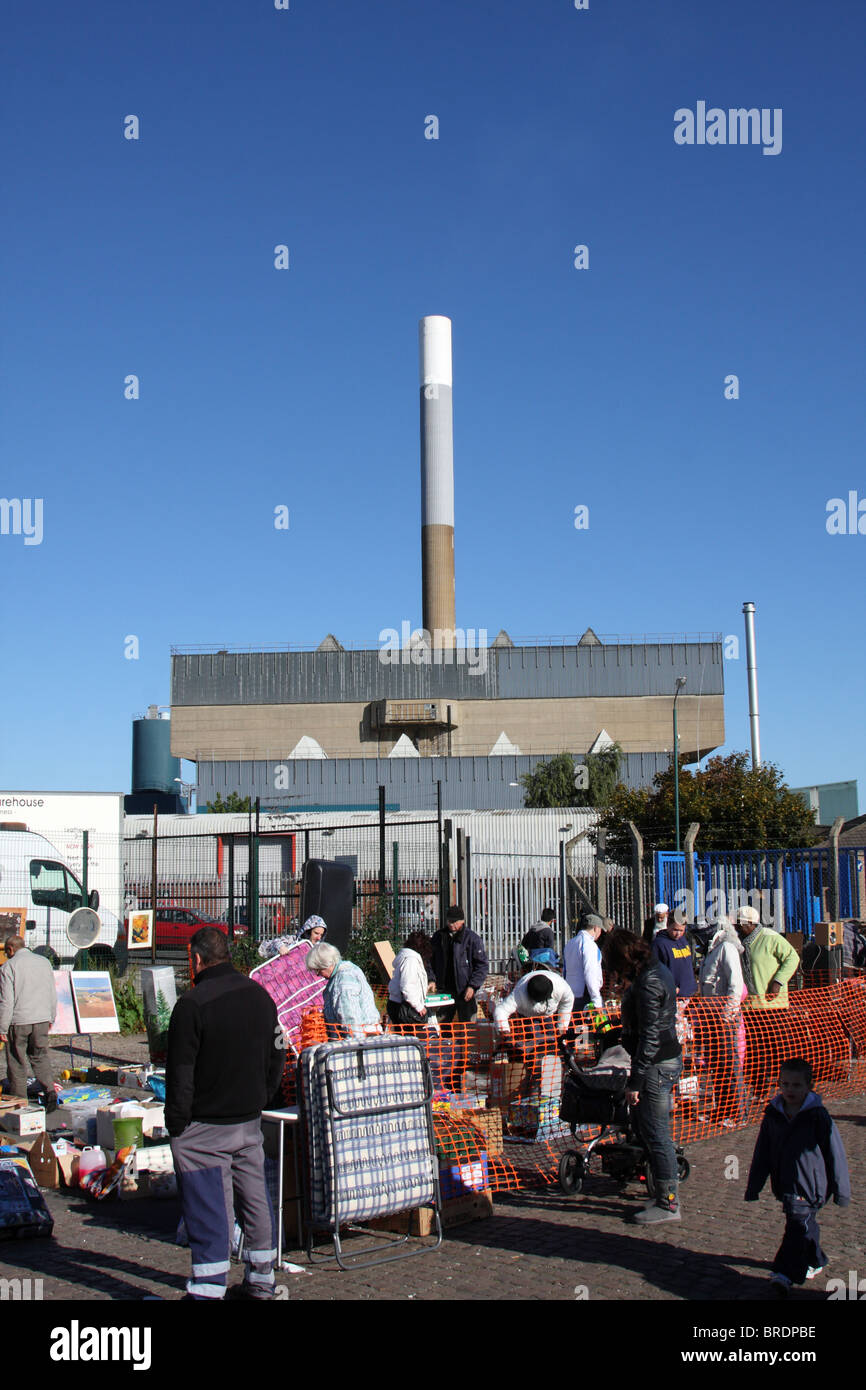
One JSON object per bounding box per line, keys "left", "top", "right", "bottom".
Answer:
{"left": 128, "top": 909, "right": 153, "bottom": 950}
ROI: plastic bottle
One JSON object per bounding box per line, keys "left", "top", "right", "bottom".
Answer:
{"left": 77, "top": 1147, "right": 107, "bottom": 1185}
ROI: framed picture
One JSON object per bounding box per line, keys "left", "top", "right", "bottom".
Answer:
{"left": 128, "top": 909, "right": 154, "bottom": 950}
{"left": 50, "top": 971, "right": 78, "bottom": 1036}
{"left": 0, "top": 908, "right": 27, "bottom": 937}
{"left": 70, "top": 971, "right": 119, "bottom": 1034}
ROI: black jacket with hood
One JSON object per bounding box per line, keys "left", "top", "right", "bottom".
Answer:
{"left": 166, "top": 961, "right": 283, "bottom": 1136}
{"left": 620, "top": 961, "right": 681, "bottom": 1088}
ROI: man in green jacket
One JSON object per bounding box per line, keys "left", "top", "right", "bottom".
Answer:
{"left": 735, "top": 907, "right": 800, "bottom": 1009}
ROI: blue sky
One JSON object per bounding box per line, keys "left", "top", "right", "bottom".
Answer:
{"left": 2, "top": 0, "right": 864, "bottom": 805}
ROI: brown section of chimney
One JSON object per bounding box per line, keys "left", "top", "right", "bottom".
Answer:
{"left": 421, "top": 524, "right": 456, "bottom": 645}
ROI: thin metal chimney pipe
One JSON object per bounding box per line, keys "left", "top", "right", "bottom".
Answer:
{"left": 742, "top": 602, "right": 761, "bottom": 769}
{"left": 419, "top": 315, "right": 456, "bottom": 646}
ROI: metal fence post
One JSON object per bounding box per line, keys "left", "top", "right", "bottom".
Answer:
{"left": 828, "top": 817, "right": 844, "bottom": 923}
{"left": 627, "top": 821, "right": 645, "bottom": 937}
{"left": 684, "top": 822, "right": 700, "bottom": 920}
{"left": 392, "top": 841, "right": 400, "bottom": 934}
{"left": 151, "top": 804, "right": 158, "bottom": 964}
{"left": 559, "top": 838, "right": 568, "bottom": 950}
{"left": 465, "top": 835, "right": 472, "bottom": 931}
{"left": 595, "top": 829, "right": 607, "bottom": 919}
{"left": 455, "top": 828, "right": 465, "bottom": 912}
{"left": 442, "top": 819, "right": 452, "bottom": 925}
{"left": 378, "top": 787, "right": 386, "bottom": 902}
{"left": 227, "top": 837, "right": 235, "bottom": 939}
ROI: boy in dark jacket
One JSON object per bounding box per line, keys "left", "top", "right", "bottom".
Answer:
{"left": 744, "top": 1057, "right": 850, "bottom": 1296}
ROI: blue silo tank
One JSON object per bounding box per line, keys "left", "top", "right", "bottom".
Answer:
{"left": 132, "top": 714, "right": 181, "bottom": 795}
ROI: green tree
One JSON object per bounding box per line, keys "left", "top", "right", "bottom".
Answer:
{"left": 344, "top": 897, "right": 397, "bottom": 984}
{"left": 520, "top": 747, "right": 623, "bottom": 809}
{"left": 206, "top": 791, "right": 253, "bottom": 813}
{"left": 594, "top": 752, "right": 821, "bottom": 862}
{"left": 520, "top": 753, "right": 583, "bottom": 808}
{"left": 574, "top": 742, "right": 623, "bottom": 809}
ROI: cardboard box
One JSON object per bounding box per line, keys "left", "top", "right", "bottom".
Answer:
{"left": 96, "top": 1104, "right": 150, "bottom": 1149}
{"left": 470, "top": 1021, "right": 498, "bottom": 1063}
{"left": 86, "top": 1067, "right": 118, "bottom": 1086}
{"left": 486, "top": 1059, "right": 530, "bottom": 1107}
{"left": 439, "top": 1155, "right": 489, "bottom": 1201}
{"left": 117, "top": 1066, "right": 154, "bottom": 1089}
{"left": 466, "top": 1107, "right": 504, "bottom": 1157}
{"left": 504, "top": 1098, "right": 568, "bottom": 1141}
{"left": 140, "top": 1103, "right": 165, "bottom": 1136}
{"left": 369, "top": 1188, "right": 494, "bottom": 1236}
{"left": 371, "top": 940, "right": 395, "bottom": 984}
{"left": 132, "top": 1143, "right": 173, "bottom": 1175}
{"left": 0, "top": 1106, "right": 45, "bottom": 1136}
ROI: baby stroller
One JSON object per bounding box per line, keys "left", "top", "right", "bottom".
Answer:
{"left": 556, "top": 1033, "right": 690, "bottom": 1197}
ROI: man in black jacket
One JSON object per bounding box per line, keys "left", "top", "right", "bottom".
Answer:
{"left": 167, "top": 927, "right": 284, "bottom": 1300}
{"left": 431, "top": 906, "right": 489, "bottom": 1024}
{"left": 431, "top": 906, "right": 489, "bottom": 1092}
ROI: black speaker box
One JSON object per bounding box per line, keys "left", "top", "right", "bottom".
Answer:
{"left": 300, "top": 859, "right": 354, "bottom": 955}
{"left": 802, "top": 942, "right": 844, "bottom": 985}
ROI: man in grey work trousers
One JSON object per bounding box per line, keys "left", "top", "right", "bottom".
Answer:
{"left": 166, "top": 927, "right": 284, "bottom": 1300}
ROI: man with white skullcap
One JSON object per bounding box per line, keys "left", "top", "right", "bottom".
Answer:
{"left": 643, "top": 902, "right": 670, "bottom": 943}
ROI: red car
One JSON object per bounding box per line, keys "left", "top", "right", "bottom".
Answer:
{"left": 125, "top": 907, "right": 247, "bottom": 950}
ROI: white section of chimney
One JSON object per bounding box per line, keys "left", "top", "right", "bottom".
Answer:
{"left": 419, "top": 315, "right": 453, "bottom": 387}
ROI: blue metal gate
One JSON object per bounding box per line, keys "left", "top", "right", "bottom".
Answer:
{"left": 653, "top": 847, "right": 862, "bottom": 937}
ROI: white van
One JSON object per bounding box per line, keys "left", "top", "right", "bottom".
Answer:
{"left": 0, "top": 827, "right": 122, "bottom": 968}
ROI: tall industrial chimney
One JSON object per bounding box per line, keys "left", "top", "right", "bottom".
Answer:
{"left": 742, "top": 601, "right": 761, "bottom": 769}
{"left": 419, "top": 315, "right": 456, "bottom": 646}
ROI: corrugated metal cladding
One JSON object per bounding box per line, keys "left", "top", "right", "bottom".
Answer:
{"left": 192, "top": 752, "right": 670, "bottom": 812}
{"left": 171, "top": 642, "right": 724, "bottom": 707}
{"left": 124, "top": 807, "right": 600, "bottom": 859}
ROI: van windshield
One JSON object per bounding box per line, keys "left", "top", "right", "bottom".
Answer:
{"left": 29, "top": 859, "right": 85, "bottom": 914}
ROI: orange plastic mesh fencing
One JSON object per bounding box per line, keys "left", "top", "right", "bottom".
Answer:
{"left": 291, "top": 977, "right": 865, "bottom": 1194}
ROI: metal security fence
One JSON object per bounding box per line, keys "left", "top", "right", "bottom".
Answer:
{"left": 123, "top": 811, "right": 443, "bottom": 946}
{"left": 469, "top": 853, "right": 561, "bottom": 970}
{"left": 652, "top": 847, "right": 864, "bottom": 935}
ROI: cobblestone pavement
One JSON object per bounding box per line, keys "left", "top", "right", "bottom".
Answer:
{"left": 2, "top": 1036, "right": 863, "bottom": 1304}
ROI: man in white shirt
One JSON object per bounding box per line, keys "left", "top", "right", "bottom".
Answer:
{"left": 493, "top": 971, "right": 574, "bottom": 1086}
{"left": 563, "top": 914, "right": 605, "bottom": 1010}
{"left": 494, "top": 971, "right": 574, "bottom": 1036}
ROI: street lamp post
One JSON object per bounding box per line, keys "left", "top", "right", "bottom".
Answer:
{"left": 673, "top": 677, "right": 686, "bottom": 853}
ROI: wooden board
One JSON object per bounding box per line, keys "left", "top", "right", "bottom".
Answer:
{"left": 367, "top": 1188, "right": 494, "bottom": 1237}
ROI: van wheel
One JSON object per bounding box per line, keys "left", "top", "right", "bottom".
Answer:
{"left": 33, "top": 946, "right": 60, "bottom": 969}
